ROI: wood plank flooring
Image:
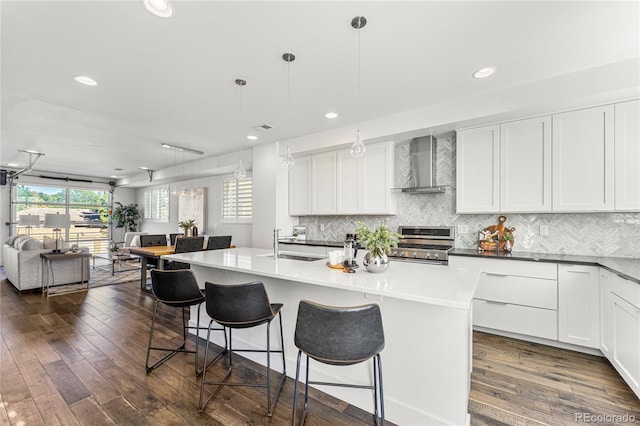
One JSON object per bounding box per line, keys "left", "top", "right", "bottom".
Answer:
{"left": 1, "top": 276, "right": 639, "bottom": 425}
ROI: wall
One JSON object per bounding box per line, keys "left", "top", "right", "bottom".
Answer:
{"left": 300, "top": 136, "right": 640, "bottom": 258}
{"left": 135, "top": 174, "right": 252, "bottom": 247}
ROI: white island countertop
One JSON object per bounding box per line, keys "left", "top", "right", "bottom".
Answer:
{"left": 162, "top": 247, "right": 478, "bottom": 310}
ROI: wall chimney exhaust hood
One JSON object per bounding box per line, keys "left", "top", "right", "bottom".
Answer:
{"left": 393, "top": 135, "right": 446, "bottom": 194}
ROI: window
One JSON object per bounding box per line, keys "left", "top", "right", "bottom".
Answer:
{"left": 13, "top": 184, "right": 110, "bottom": 253}
{"left": 143, "top": 185, "right": 169, "bottom": 222}
{"left": 222, "top": 177, "right": 252, "bottom": 222}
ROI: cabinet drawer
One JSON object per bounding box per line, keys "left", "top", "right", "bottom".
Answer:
{"left": 473, "top": 300, "right": 558, "bottom": 340}
{"left": 453, "top": 257, "right": 557, "bottom": 280}
{"left": 611, "top": 274, "right": 640, "bottom": 309}
{"left": 475, "top": 273, "right": 557, "bottom": 309}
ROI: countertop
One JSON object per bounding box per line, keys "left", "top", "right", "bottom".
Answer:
{"left": 450, "top": 249, "right": 640, "bottom": 284}
{"left": 162, "top": 247, "right": 478, "bottom": 310}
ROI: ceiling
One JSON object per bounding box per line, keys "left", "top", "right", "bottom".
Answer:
{"left": 2, "top": 1, "right": 639, "bottom": 182}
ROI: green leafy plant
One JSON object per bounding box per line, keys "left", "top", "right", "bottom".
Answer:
{"left": 112, "top": 202, "right": 140, "bottom": 232}
{"left": 178, "top": 219, "right": 196, "bottom": 230}
{"left": 501, "top": 232, "right": 514, "bottom": 241}
{"left": 354, "top": 220, "right": 400, "bottom": 258}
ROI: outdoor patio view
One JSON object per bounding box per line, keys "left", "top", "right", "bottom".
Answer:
{"left": 15, "top": 184, "right": 111, "bottom": 254}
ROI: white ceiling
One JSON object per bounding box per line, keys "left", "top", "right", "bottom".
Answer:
{"left": 2, "top": 1, "right": 639, "bottom": 182}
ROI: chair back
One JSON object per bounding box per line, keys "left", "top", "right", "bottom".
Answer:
{"left": 150, "top": 269, "right": 204, "bottom": 307}
{"left": 124, "top": 232, "right": 148, "bottom": 247}
{"left": 140, "top": 234, "right": 167, "bottom": 247}
{"left": 294, "top": 300, "right": 385, "bottom": 365}
{"left": 169, "top": 233, "right": 184, "bottom": 245}
{"left": 175, "top": 236, "right": 204, "bottom": 253}
{"left": 206, "top": 236, "right": 232, "bottom": 250}
{"left": 205, "top": 281, "right": 274, "bottom": 328}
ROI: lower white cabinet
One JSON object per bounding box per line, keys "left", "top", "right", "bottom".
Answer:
{"left": 558, "top": 264, "right": 601, "bottom": 348}
{"left": 600, "top": 269, "right": 613, "bottom": 357}
{"left": 451, "top": 257, "right": 558, "bottom": 339}
{"left": 605, "top": 272, "right": 640, "bottom": 398}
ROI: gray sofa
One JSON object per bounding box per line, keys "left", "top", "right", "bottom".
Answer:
{"left": 2, "top": 235, "right": 90, "bottom": 292}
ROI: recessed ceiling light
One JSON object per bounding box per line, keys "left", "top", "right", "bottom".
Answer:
{"left": 110, "top": 175, "right": 118, "bottom": 178}
{"left": 73, "top": 75, "right": 97, "bottom": 86}
{"left": 325, "top": 112, "right": 338, "bottom": 119}
{"left": 143, "top": 0, "right": 174, "bottom": 18}
{"left": 7, "top": 163, "right": 18, "bottom": 167}
{"left": 472, "top": 67, "right": 497, "bottom": 79}
{"left": 247, "top": 135, "right": 258, "bottom": 141}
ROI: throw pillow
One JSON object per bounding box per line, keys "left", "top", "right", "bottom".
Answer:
{"left": 130, "top": 235, "right": 141, "bottom": 247}
{"left": 11, "top": 235, "right": 29, "bottom": 248}
{"left": 16, "top": 237, "right": 44, "bottom": 251}
{"left": 5, "top": 234, "right": 22, "bottom": 246}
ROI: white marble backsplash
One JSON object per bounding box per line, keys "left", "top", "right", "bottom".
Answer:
{"left": 299, "top": 136, "right": 640, "bottom": 259}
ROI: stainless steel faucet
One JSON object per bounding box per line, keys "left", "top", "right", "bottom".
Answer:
{"left": 273, "top": 228, "right": 281, "bottom": 258}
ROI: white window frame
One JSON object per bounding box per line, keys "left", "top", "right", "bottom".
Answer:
{"left": 222, "top": 175, "right": 252, "bottom": 224}
{"left": 143, "top": 185, "right": 169, "bottom": 223}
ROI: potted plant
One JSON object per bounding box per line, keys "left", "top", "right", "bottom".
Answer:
{"left": 354, "top": 220, "right": 400, "bottom": 273}
{"left": 178, "top": 219, "right": 196, "bottom": 237}
{"left": 501, "top": 232, "right": 514, "bottom": 252}
{"left": 112, "top": 202, "right": 140, "bottom": 232}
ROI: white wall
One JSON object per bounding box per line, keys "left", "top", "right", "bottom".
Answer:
{"left": 135, "top": 174, "right": 252, "bottom": 248}
{"left": 252, "top": 142, "right": 297, "bottom": 249}
{"left": 0, "top": 182, "right": 11, "bottom": 265}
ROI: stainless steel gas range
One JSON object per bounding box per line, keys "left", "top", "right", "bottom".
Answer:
{"left": 389, "top": 226, "right": 455, "bottom": 265}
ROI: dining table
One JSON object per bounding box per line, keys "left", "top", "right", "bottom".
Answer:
{"left": 128, "top": 245, "right": 175, "bottom": 290}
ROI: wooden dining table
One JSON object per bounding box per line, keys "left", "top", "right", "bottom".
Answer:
{"left": 128, "top": 245, "right": 175, "bottom": 290}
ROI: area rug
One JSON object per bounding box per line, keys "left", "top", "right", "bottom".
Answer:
{"left": 89, "top": 263, "right": 145, "bottom": 288}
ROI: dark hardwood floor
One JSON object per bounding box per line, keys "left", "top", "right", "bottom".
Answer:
{"left": 1, "top": 276, "right": 638, "bottom": 425}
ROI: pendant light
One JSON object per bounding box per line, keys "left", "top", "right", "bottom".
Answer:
{"left": 281, "top": 52, "right": 296, "bottom": 169}
{"left": 350, "top": 15, "right": 367, "bottom": 158}
{"left": 234, "top": 78, "right": 247, "bottom": 180}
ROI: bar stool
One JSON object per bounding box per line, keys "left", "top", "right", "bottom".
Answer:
{"left": 199, "top": 281, "right": 286, "bottom": 416}
{"left": 292, "top": 300, "right": 385, "bottom": 426}
{"left": 145, "top": 269, "right": 225, "bottom": 375}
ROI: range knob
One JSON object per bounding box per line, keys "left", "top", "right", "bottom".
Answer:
{"left": 412, "top": 252, "right": 418, "bottom": 258}
{"left": 432, "top": 253, "right": 439, "bottom": 259}
{"left": 391, "top": 250, "right": 398, "bottom": 256}
{"left": 425, "top": 252, "right": 432, "bottom": 259}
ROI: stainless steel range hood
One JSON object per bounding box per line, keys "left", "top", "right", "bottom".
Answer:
{"left": 394, "top": 135, "right": 446, "bottom": 193}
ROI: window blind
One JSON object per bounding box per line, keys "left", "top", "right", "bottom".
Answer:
{"left": 143, "top": 185, "right": 169, "bottom": 222}
{"left": 223, "top": 177, "right": 252, "bottom": 222}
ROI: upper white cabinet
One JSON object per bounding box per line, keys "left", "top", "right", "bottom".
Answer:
{"left": 558, "top": 264, "right": 601, "bottom": 349}
{"left": 614, "top": 100, "right": 640, "bottom": 211}
{"left": 289, "top": 142, "right": 396, "bottom": 216}
{"left": 288, "top": 155, "right": 312, "bottom": 215}
{"left": 500, "top": 116, "right": 552, "bottom": 212}
{"left": 457, "top": 100, "right": 638, "bottom": 214}
{"left": 361, "top": 142, "right": 396, "bottom": 214}
{"left": 311, "top": 152, "right": 337, "bottom": 214}
{"left": 456, "top": 125, "right": 500, "bottom": 213}
{"left": 552, "top": 105, "right": 614, "bottom": 211}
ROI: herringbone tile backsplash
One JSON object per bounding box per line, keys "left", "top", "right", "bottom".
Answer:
{"left": 300, "top": 136, "right": 639, "bottom": 258}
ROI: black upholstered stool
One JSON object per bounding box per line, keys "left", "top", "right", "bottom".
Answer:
{"left": 199, "top": 281, "right": 286, "bottom": 416}
{"left": 145, "top": 269, "right": 224, "bottom": 375}
{"left": 292, "top": 300, "right": 385, "bottom": 426}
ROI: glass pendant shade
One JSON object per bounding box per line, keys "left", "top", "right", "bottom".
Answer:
{"left": 282, "top": 146, "right": 295, "bottom": 169}
{"left": 350, "top": 129, "right": 366, "bottom": 158}
{"left": 234, "top": 157, "right": 247, "bottom": 179}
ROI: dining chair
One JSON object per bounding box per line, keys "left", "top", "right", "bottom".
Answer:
{"left": 165, "top": 236, "right": 204, "bottom": 270}
{"left": 170, "top": 233, "right": 184, "bottom": 245}
{"left": 206, "top": 235, "right": 232, "bottom": 250}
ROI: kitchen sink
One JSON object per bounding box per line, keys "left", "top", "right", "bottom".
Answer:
{"left": 260, "top": 253, "right": 327, "bottom": 262}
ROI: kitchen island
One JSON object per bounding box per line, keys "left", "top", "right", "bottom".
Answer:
{"left": 162, "top": 247, "right": 479, "bottom": 425}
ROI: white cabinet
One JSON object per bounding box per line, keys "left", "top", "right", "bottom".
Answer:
{"left": 614, "top": 100, "right": 640, "bottom": 211}
{"left": 608, "top": 273, "right": 640, "bottom": 398}
{"left": 552, "top": 105, "right": 615, "bottom": 211}
{"left": 451, "top": 256, "right": 558, "bottom": 340}
{"left": 289, "top": 142, "right": 396, "bottom": 216}
{"left": 361, "top": 142, "right": 396, "bottom": 214}
{"left": 336, "top": 149, "right": 361, "bottom": 214}
{"left": 558, "top": 264, "right": 600, "bottom": 349}
{"left": 456, "top": 125, "right": 500, "bottom": 213}
{"left": 500, "top": 116, "right": 552, "bottom": 212}
{"left": 311, "top": 152, "right": 337, "bottom": 214}
{"left": 600, "top": 268, "right": 613, "bottom": 357}
{"left": 288, "top": 155, "right": 312, "bottom": 215}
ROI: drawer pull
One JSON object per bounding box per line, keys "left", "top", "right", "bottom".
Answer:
{"left": 485, "top": 300, "right": 508, "bottom": 305}
{"left": 483, "top": 272, "right": 509, "bottom": 277}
